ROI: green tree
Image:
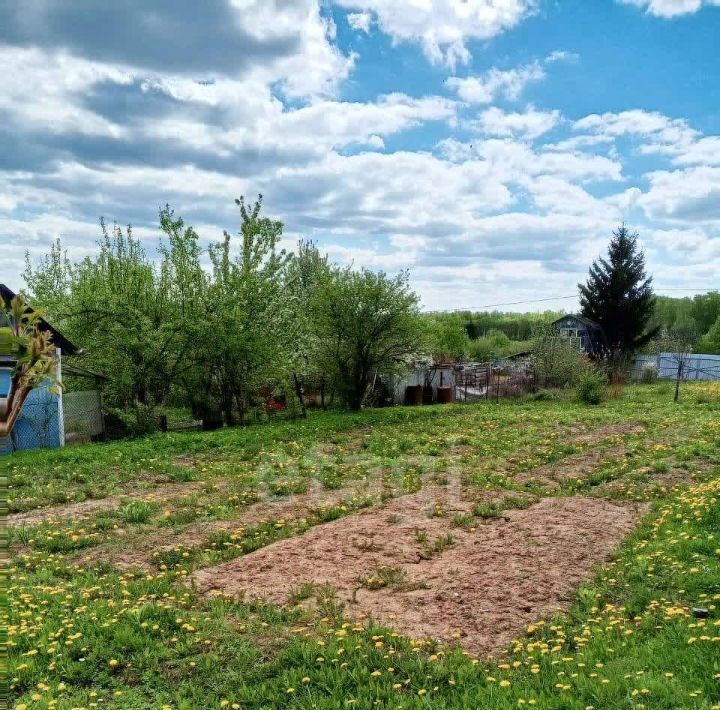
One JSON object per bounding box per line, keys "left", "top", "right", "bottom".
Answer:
{"left": 203, "top": 196, "right": 295, "bottom": 424}
{"left": 313, "top": 268, "right": 420, "bottom": 411}
{"left": 24, "top": 220, "right": 189, "bottom": 422}
{"left": 698, "top": 315, "right": 720, "bottom": 354}
{"left": 423, "top": 315, "right": 469, "bottom": 362}
{"left": 284, "top": 240, "right": 334, "bottom": 408}
{"left": 579, "top": 225, "right": 658, "bottom": 359}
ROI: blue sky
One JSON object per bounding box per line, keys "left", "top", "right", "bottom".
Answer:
{"left": 0, "top": 0, "right": 718, "bottom": 311}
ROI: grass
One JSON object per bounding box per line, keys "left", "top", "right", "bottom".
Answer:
{"left": 4, "top": 382, "right": 720, "bottom": 708}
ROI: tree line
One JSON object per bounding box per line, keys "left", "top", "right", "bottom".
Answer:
{"left": 21, "top": 203, "right": 719, "bottom": 430}
{"left": 23, "top": 197, "right": 422, "bottom": 427}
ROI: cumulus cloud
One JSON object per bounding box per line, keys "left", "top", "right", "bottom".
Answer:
{"left": 0, "top": 0, "right": 717, "bottom": 308}
{"left": 347, "top": 11, "right": 373, "bottom": 32}
{"left": 573, "top": 109, "right": 699, "bottom": 144}
{"left": 446, "top": 61, "right": 545, "bottom": 104}
{"left": 335, "top": 0, "right": 537, "bottom": 68}
{"left": 0, "top": 1, "right": 354, "bottom": 99}
{"left": 637, "top": 166, "right": 720, "bottom": 221}
{"left": 469, "top": 107, "right": 561, "bottom": 140}
{"left": 618, "top": 0, "right": 720, "bottom": 17}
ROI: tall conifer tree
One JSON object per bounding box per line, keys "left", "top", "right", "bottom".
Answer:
{"left": 579, "top": 225, "right": 658, "bottom": 357}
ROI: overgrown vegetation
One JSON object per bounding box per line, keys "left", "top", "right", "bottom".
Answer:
{"left": 22, "top": 197, "right": 423, "bottom": 425}
{"left": 5, "top": 383, "right": 719, "bottom": 708}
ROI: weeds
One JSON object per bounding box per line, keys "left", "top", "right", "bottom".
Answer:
{"left": 119, "top": 500, "right": 157, "bottom": 523}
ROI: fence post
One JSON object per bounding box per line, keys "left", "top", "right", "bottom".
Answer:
{"left": 674, "top": 356, "right": 683, "bottom": 402}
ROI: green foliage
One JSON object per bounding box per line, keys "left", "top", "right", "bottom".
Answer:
{"left": 532, "top": 325, "right": 590, "bottom": 387}
{"left": 579, "top": 225, "right": 658, "bottom": 357}
{"left": 421, "top": 310, "right": 559, "bottom": 363}
{"left": 576, "top": 369, "right": 606, "bottom": 405}
{"left": 0, "top": 294, "right": 61, "bottom": 438}
{"left": 312, "top": 268, "right": 421, "bottom": 410}
{"left": 698, "top": 314, "right": 720, "bottom": 354}
{"left": 23, "top": 198, "right": 316, "bottom": 427}
{"left": 423, "top": 315, "right": 469, "bottom": 361}
{"left": 652, "top": 291, "right": 720, "bottom": 336}
{"left": 639, "top": 363, "right": 659, "bottom": 384}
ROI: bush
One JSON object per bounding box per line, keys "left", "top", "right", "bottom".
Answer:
{"left": 640, "top": 364, "right": 659, "bottom": 384}
{"left": 532, "top": 331, "right": 591, "bottom": 388}
{"left": 577, "top": 370, "right": 606, "bottom": 405}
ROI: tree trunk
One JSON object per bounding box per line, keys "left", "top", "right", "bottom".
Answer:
{"left": 292, "top": 372, "right": 307, "bottom": 418}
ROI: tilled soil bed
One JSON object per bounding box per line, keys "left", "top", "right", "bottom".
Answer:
{"left": 192, "top": 488, "right": 646, "bottom": 655}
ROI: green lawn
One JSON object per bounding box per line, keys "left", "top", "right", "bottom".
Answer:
{"left": 4, "top": 382, "right": 720, "bottom": 709}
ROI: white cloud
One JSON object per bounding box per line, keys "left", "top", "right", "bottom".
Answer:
{"left": 0, "top": 0, "right": 717, "bottom": 309}
{"left": 469, "top": 107, "right": 561, "bottom": 140}
{"left": 644, "top": 135, "right": 720, "bottom": 166}
{"left": 650, "top": 227, "right": 720, "bottom": 260}
{"left": 347, "top": 11, "right": 373, "bottom": 32}
{"left": 637, "top": 166, "right": 720, "bottom": 221}
{"left": 545, "top": 50, "right": 580, "bottom": 63}
{"left": 0, "top": 45, "right": 455, "bottom": 162}
{"left": 446, "top": 61, "right": 545, "bottom": 103}
{"left": 438, "top": 138, "right": 623, "bottom": 181}
{"left": 618, "top": 0, "right": 720, "bottom": 17}
{"left": 335, "top": 0, "right": 537, "bottom": 68}
{"left": 573, "top": 109, "right": 699, "bottom": 144}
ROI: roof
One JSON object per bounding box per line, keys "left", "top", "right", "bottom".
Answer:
{"left": 0, "top": 284, "right": 80, "bottom": 356}
{"left": 552, "top": 313, "right": 604, "bottom": 331}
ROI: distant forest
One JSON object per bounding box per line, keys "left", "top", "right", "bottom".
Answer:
{"left": 422, "top": 291, "right": 720, "bottom": 360}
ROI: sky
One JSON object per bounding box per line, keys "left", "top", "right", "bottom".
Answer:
{"left": 0, "top": 0, "right": 718, "bottom": 312}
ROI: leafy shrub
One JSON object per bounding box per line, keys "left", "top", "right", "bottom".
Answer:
{"left": 577, "top": 370, "right": 606, "bottom": 405}
{"left": 532, "top": 329, "right": 591, "bottom": 388}
{"left": 640, "top": 364, "right": 659, "bottom": 384}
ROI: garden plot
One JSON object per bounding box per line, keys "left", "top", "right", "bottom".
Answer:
{"left": 8, "top": 478, "right": 228, "bottom": 526}
{"left": 71, "top": 478, "right": 381, "bottom": 570}
{"left": 513, "top": 446, "right": 630, "bottom": 487}
{"left": 192, "top": 486, "right": 645, "bottom": 655}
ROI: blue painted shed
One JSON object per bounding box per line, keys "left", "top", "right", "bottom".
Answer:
{"left": 0, "top": 284, "right": 81, "bottom": 455}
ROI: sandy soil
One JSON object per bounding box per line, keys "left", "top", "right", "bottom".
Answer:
{"left": 191, "top": 488, "right": 645, "bottom": 655}
{"left": 571, "top": 422, "right": 645, "bottom": 444}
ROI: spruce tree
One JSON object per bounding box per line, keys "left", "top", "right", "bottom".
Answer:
{"left": 579, "top": 225, "right": 658, "bottom": 358}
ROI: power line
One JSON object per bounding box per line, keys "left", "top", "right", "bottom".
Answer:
{"left": 447, "top": 295, "right": 577, "bottom": 310}
{"left": 438, "top": 286, "right": 718, "bottom": 312}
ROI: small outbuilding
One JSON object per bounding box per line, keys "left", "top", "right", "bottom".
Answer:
{"left": 0, "top": 284, "right": 105, "bottom": 454}
{"left": 552, "top": 314, "right": 605, "bottom": 358}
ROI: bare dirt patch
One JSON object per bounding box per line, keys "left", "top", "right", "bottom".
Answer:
{"left": 572, "top": 422, "right": 645, "bottom": 445}
{"left": 78, "top": 478, "right": 385, "bottom": 571}
{"left": 514, "top": 446, "right": 628, "bottom": 487}
{"left": 191, "top": 490, "right": 645, "bottom": 656}
{"left": 9, "top": 480, "right": 224, "bottom": 527}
